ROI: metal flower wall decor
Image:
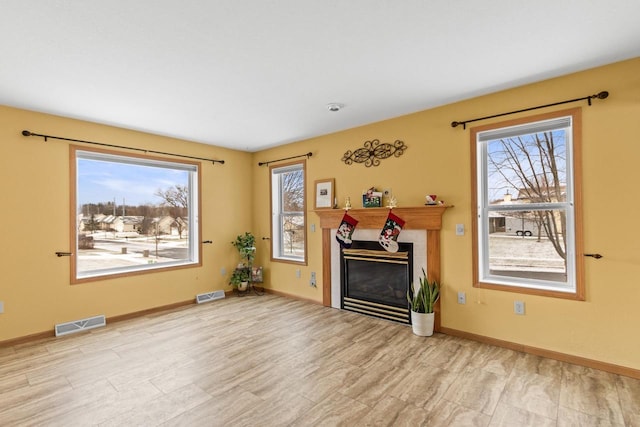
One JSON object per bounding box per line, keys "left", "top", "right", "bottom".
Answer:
{"left": 341, "top": 139, "right": 407, "bottom": 167}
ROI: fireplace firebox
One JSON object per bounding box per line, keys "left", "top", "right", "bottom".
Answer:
{"left": 341, "top": 240, "right": 413, "bottom": 323}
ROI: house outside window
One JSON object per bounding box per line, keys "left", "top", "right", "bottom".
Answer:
{"left": 270, "top": 161, "right": 306, "bottom": 264}
{"left": 72, "top": 147, "right": 200, "bottom": 283}
{"left": 471, "top": 108, "right": 584, "bottom": 299}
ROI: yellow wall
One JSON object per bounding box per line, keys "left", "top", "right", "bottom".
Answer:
{"left": 2, "top": 58, "right": 639, "bottom": 372}
{"left": 252, "top": 57, "right": 640, "bottom": 370}
{"left": 0, "top": 107, "right": 253, "bottom": 341}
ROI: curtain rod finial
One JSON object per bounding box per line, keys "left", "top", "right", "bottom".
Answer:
{"left": 451, "top": 121, "right": 460, "bottom": 128}
{"left": 596, "top": 91, "right": 609, "bottom": 99}
{"left": 22, "top": 130, "right": 31, "bottom": 136}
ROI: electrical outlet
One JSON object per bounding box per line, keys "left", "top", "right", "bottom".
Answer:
{"left": 0, "top": 301, "right": 4, "bottom": 314}
{"left": 514, "top": 301, "right": 525, "bottom": 315}
{"left": 220, "top": 267, "right": 226, "bottom": 276}
{"left": 310, "top": 223, "right": 316, "bottom": 232}
{"left": 296, "top": 269, "right": 301, "bottom": 278}
{"left": 457, "top": 292, "right": 466, "bottom": 304}
{"left": 310, "top": 272, "right": 317, "bottom": 287}
{"left": 456, "top": 224, "right": 465, "bottom": 236}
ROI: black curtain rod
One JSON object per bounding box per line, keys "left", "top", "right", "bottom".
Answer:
{"left": 451, "top": 91, "right": 609, "bottom": 129}
{"left": 258, "top": 152, "right": 312, "bottom": 166}
{"left": 21, "top": 130, "right": 225, "bottom": 165}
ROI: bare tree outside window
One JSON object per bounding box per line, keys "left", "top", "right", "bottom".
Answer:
{"left": 73, "top": 147, "right": 199, "bottom": 282}
{"left": 488, "top": 130, "right": 567, "bottom": 263}
{"left": 281, "top": 169, "right": 304, "bottom": 255}
{"left": 473, "top": 110, "right": 584, "bottom": 298}
{"left": 155, "top": 184, "right": 189, "bottom": 238}
{"left": 270, "top": 162, "right": 306, "bottom": 262}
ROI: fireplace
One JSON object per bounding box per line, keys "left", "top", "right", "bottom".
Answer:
{"left": 314, "top": 206, "right": 450, "bottom": 331}
{"left": 341, "top": 240, "right": 413, "bottom": 323}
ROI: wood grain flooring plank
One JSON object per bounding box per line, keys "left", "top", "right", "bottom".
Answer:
{"left": 615, "top": 375, "right": 640, "bottom": 426}
{"left": 0, "top": 375, "right": 72, "bottom": 414}
{"left": 0, "top": 378, "right": 116, "bottom": 426}
{"left": 424, "top": 399, "right": 492, "bottom": 427}
{"left": 489, "top": 402, "right": 556, "bottom": 427}
{"left": 442, "top": 366, "right": 508, "bottom": 416}
{"left": 359, "top": 396, "right": 430, "bottom": 427}
{"left": 161, "top": 387, "right": 263, "bottom": 426}
{"left": 0, "top": 373, "right": 28, "bottom": 395}
{"left": 388, "top": 365, "right": 458, "bottom": 412}
{"left": 99, "top": 383, "right": 210, "bottom": 426}
{"left": 560, "top": 370, "right": 625, "bottom": 425}
{"left": 500, "top": 370, "right": 560, "bottom": 419}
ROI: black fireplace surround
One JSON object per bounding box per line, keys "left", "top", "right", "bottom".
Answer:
{"left": 340, "top": 240, "right": 413, "bottom": 323}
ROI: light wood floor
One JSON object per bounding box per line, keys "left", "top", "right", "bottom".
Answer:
{"left": 1, "top": 294, "right": 638, "bottom": 426}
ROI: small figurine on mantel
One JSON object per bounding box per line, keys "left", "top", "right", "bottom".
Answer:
{"left": 425, "top": 194, "right": 445, "bottom": 206}
{"left": 344, "top": 196, "right": 352, "bottom": 210}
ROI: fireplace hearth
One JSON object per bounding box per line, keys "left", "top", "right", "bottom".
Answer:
{"left": 341, "top": 240, "right": 413, "bottom": 323}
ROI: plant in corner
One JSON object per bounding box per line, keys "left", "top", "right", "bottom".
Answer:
{"left": 230, "top": 267, "right": 251, "bottom": 291}
{"left": 232, "top": 232, "right": 256, "bottom": 266}
{"left": 407, "top": 268, "right": 440, "bottom": 336}
{"left": 230, "top": 232, "right": 256, "bottom": 291}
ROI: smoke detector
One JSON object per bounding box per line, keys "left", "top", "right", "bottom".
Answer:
{"left": 327, "top": 103, "right": 344, "bottom": 112}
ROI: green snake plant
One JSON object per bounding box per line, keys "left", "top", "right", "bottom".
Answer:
{"left": 407, "top": 268, "right": 440, "bottom": 313}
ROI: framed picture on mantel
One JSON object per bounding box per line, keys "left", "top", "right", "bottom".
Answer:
{"left": 314, "top": 178, "right": 334, "bottom": 209}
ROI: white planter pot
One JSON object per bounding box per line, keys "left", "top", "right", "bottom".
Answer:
{"left": 238, "top": 281, "right": 249, "bottom": 291}
{"left": 410, "top": 311, "right": 435, "bottom": 336}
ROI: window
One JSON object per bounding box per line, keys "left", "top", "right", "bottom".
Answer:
{"left": 471, "top": 108, "right": 584, "bottom": 299}
{"left": 270, "top": 161, "right": 306, "bottom": 263}
{"left": 71, "top": 146, "right": 200, "bottom": 283}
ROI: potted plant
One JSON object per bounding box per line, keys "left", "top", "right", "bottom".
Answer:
{"left": 232, "top": 232, "right": 256, "bottom": 266}
{"left": 231, "top": 232, "right": 256, "bottom": 291}
{"left": 230, "top": 267, "right": 250, "bottom": 291}
{"left": 407, "top": 268, "right": 440, "bottom": 336}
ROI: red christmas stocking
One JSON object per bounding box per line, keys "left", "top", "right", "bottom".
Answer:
{"left": 336, "top": 213, "right": 358, "bottom": 248}
{"left": 379, "top": 211, "right": 405, "bottom": 252}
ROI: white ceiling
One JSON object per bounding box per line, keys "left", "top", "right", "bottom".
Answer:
{"left": 2, "top": 1, "right": 639, "bottom": 152}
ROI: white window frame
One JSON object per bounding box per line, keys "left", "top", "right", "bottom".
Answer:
{"left": 270, "top": 161, "right": 307, "bottom": 264}
{"left": 71, "top": 146, "right": 201, "bottom": 283}
{"left": 471, "top": 108, "right": 584, "bottom": 300}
